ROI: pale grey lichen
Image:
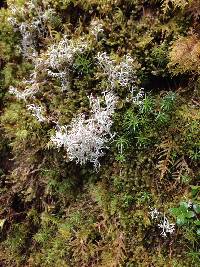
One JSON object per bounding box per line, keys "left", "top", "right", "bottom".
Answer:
{"left": 90, "top": 19, "right": 104, "bottom": 39}
{"left": 96, "top": 52, "right": 136, "bottom": 89}
{"left": 27, "top": 104, "right": 46, "bottom": 122}
{"left": 51, "top": 91, "right": 118, "bottom": 169}
{"left": 149, "top": 208, "right": 175, "bottom": 238}
{"left": 44, "top": 36, "right": 88, "bottom": 91}
{"left": 9, "top": 82, "right": 39, "bottom": 101}
{"left": 158, "top": 214, "right": 175, "bottom": 237}
{"left": 8, "top": 1, "right": 57, "bottom": 59}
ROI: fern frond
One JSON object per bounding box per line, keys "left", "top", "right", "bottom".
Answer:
{"left": 162, "top": 0, "right": 189, "bottom": 14}
{"left": 187, "top": 0, "right": 200, "bottom": 21}
{"left": 156, "top": 139, "right": 177, "bottom": 180}
{"left": 168, "top": 34, "right": 200, "bottom": 74}
{"left": 112, "top": 230, "right": 126, "bottom": 267}
{"left": 173, "top": 156, "right": 192, "bottom": 181}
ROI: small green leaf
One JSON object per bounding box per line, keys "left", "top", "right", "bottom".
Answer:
{"left": 180, "top": 201, "right": 189, "bottom": 209}
{"left": 194, "top": 220, "right": 200, "bottom": 226}
{"left": 177, "top": 215, "right": 187, "bottom": 226}
{"left": 170, "top": 207, "right": 181, "bottom": 216}
{"left": 191, "top": 186, "right": 200, "bottom": 198}
{"left": 197, "top": 229, "right": 200, "bottom": 235}
{"left": 116, "top": 154, "right": 126, "bottom": 162}
{"left": 193, "top": 204, "right": 200, "bottom": 214}
{"left": 186, "top": 211, "right": 195, "bottom": 218}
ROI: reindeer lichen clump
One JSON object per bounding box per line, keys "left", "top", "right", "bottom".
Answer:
{"left": 51, "top": 91, "right": 118, "bottom": 169}
{"left": 8, "top": 1, "right": 57, "bottom": 59}
{"left": 150, "top": 208, "right": 175, "bottom": 237}
{"left": 96, "top": 52, "right": 136, "bottom": 89}
{"left": 90, "top": 19, "right": 104, "bottom": 39}
{"left": 27, "top": 104, "right": 46, "bottom": 122}
{"left": 45, "top": 36, "right": 88, "bottom": 91}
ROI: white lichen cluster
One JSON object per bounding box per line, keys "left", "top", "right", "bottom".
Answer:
{"left": 149, "top": 207, "right": 160, "bottom": 220}
{"left": 8, "top": 36, "right": 89, "bottom": 128}
{"left": 96, "top": 52, "right": 145, "bottom": 105}
{"left": 19, "top": 22, "right": 38, "bottom": 59}
{"left": 9, "top": 81, "right": 39, "bottom": 101}
{"left": 150, "top": 208, "right": 175, "bottom": 237}
{"left": 8, "top": 63, "right": 44, "bottom": 101}
{"left": 27, "top": 104, "right": 46, "bottom": 122}
{"left": 8, "top": 1, "right": 56, "bottom": 58}
{"left": 126, "top": 86, "right": 145, "bottom": 105}
{"left": 90, "top": 19, "right": 104, "bottom": 39}
{"left": 51, "top": 91, "right": 118, "bottom": 169}
{"left": 158, "top": 214, "right": 175, "bottom": 237}
{"left": 45, "top": 36, "right": 88, "bottom": 90}
{"left": 96, "top": 52, "right": 136, "bottom": 89}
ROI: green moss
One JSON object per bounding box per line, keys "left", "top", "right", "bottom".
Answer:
{"left": 0, "top": 0, "right": 200, "bottom": 266}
